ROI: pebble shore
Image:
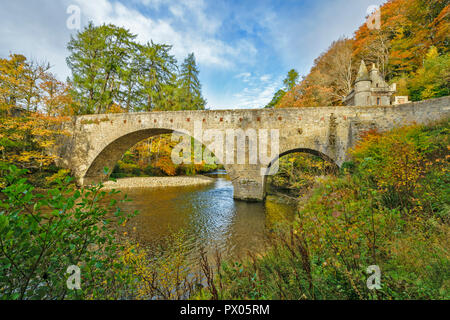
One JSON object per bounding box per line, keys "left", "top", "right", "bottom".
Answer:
{"left": 101, "top": 175, "right": 215, "bottom": 190}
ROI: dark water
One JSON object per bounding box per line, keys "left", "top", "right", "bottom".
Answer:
{"left": 114, "top": 172, "right": 296, "bottom": 260}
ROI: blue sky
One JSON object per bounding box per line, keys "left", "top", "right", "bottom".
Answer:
{"left": 0, "top": 0, "right": 386, "bottom": 109}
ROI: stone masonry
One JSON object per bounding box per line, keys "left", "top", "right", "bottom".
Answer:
{"left": 53, "top": 96, "right": 450, "bottom": 201}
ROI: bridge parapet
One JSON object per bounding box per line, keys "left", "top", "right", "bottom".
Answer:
{"left": 53, "top": 96, "right": 450, "bottom": 201}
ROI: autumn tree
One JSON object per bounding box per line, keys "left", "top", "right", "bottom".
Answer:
{"left": 39, "top": 72, "right": 76, "bottom": 116}
{"left": 0, "top": 54, "right": 68, "bottom": 116}
{"left": 315, "top": 38, "right": 355, "bottom": 103}
{"left": 0, "top": 54, "right": 43, "bottom": 114}
{"left": 354, "top": 0, "right": 449, "bottom": 80}
{"left": 409, "top": 47, "right": 450, "bottom": 101}
{"left": 277, "top": 38, "right": 354, "bottom": 108}
{"left": 265, "top": 69, "right": 299, "bottom": 108}
{"left": 279, "top": 0, "right": 449, "bottom": 108}
{"left": 0, "top": 54, "right": 26, "bottom": 114}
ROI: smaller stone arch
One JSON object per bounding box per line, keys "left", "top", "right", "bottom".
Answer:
{"left": 262, "top": 147, "right": 339, "bottom": 199}
{"left": 266, "top": 148, "right": 338, "bottom": 172}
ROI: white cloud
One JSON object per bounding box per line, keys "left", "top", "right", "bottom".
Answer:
{"left": 236, "top": 72, "right": 251, "bottom": 78}
{"left": 0, "top": 0, "right": 73, "bottom": 79}
{"left": 260, "top": 75, "right": 271, "bottom": 82}
{"left": 231, "top": 73, "right": 282, "bottom": 109}
{"left": 235, "top": 72, "right": 252, "bottom": 83}
{"left": 261, "top": 0, "right": 387, "bottom": 76}
{"left": 73, "top": 0, "right": 255, "bottom": 69}
{"left": 168, "top": 5, "right": 184, "bottom": 19}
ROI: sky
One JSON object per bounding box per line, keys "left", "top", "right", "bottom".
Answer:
{"left": 0, "top": 0, "right": 386, "bottom": 109}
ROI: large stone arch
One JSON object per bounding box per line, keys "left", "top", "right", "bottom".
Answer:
{"left": 82, "top": 127, "right": 234, "bottom": 186}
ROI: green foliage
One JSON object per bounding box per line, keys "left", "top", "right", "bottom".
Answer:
{"left": 283, "top": 69, "right": 300, "bottom": 91}
{"left": 67, "top": 24, "right": 206, "bottom": 114}
{"left": 178, "top": 53, "right": 206, "bottom": 110}
{"left": 67, "top": 23, "right": 137, "bottom": 114}
{"left": 122, "top": 229, "right": 202, "bottom": 299}
{"left": 0, "top": 115, "right": 68, "bottom": 187}
{"left": 0, "top": 165, "right": 139, "bottom": 300}
{"left": 66, "top": 24, "right": 208, "bottom": 174}
{"left": 267, "top": 153, "right": 335, "bottom": 197}
{"left": 201, "top": 120, "right": 450, "bottom": 300}
{"left": 265, "top": 69, "right": 299, "bottom": 108}
{"left": 133, "top": 41, "right": 178, "bottom": 112}
{"left": 351, "top": 120, "right": 450, "bottom": 216}
{"left": 45, "top": 169, "right": 71, "bottom": 186}
{"left": 264, "top": 89, "right": 286, "bottom": 109}
{"left": 408, "top": 48, "right": 450, "bottom": 101}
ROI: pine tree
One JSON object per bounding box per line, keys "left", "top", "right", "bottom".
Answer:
{"left": 134, "top": 41, "right": 177, "bottom": 111}
{"left": 178, "top": 53, "right": 206, "bottom": 110}
{"left": 283, "top": 69, "right": 299, "bottom": 91}
{"left": 264, "top": 89, "right": 286, "bottom": 108}
{"left": 264, "top": 69, "right": 299, "bottom": 108}
{"left": 66, "top": 23, "right": 136, "bottom": 114}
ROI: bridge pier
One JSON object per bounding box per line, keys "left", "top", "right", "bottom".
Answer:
{"left": 232, "top": 178, "right": 265, "bottom": 202}
{"left": 227, "top": 165, "right": 266, "bottom": 202}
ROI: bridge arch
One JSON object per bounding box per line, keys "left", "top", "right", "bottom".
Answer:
{"left": 262, "top": 147, "right": 339, "bottom": 199}
{"left": 265, "top": 148, "right": 338, "bottom": 172}
{"left": 82, "top": 127, "right": 232, "bottom": 186}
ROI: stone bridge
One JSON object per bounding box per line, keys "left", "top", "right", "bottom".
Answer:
{"left": 54, "top": 96, "right": 450, "bottom": 201}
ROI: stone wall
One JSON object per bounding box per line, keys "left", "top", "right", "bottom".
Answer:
{"left": 54, "top": 96, "right": 450, "bottom": 201}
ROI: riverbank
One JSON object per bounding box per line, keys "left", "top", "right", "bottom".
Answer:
{"left": 101, "top": 175, "right": 215, "bottom": 190}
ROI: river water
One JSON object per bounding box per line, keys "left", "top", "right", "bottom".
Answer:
{"left": 113, "top": 171, "right": 296, "bottom": 262}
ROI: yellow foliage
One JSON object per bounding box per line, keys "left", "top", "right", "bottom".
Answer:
{"left": 120, "top": 231, "right": 191, "bottom": 299}
{"left": 0, "top": 113, "right": 67, "bottom": 170}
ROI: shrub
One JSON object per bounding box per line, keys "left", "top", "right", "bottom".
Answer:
{"left": 0, "top": 165, "right": 138, "bottom": 300}
{"left": 200, "top": 120, "right": 450, "bottom": 300}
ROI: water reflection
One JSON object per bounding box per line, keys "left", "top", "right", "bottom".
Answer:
{"left": 113, "top": 174, "right": 295, "bottom": 261}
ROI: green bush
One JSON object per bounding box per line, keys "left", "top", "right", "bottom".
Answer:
{"left": 0, "top": 165, "right": 139, "bottom": 300}
{"left": 199, "top": 120, "right": 450, "bottom": 300}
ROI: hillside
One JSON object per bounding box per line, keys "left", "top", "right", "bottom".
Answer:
{"left": 275, "top": 0, "right": 449, "bottom": 108}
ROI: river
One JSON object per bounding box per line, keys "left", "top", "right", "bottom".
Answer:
{"left": 111, "top": 171, "right": 296, "bottom": 262}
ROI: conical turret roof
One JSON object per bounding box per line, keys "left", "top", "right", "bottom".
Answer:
{"left": 356, "top": 60, "right": 370, "bottom": 82}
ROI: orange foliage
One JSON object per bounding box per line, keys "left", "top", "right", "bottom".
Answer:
{"left": 39, "top": 73, "right": 76, "bottom": 116}
{"left": 106, "top": 103, "right": 126, "bottom": 114}
{"left": 0, "top": 53, "right": 77, "bottom": 116}
{"left": 279, "top": 0, "right": 449, "bottom": 108}
{"left": 155, "top": 156, "right": 177, "bottom": 176}
{"left": 278, "top": 83, "right": 334, "bottom": 108}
